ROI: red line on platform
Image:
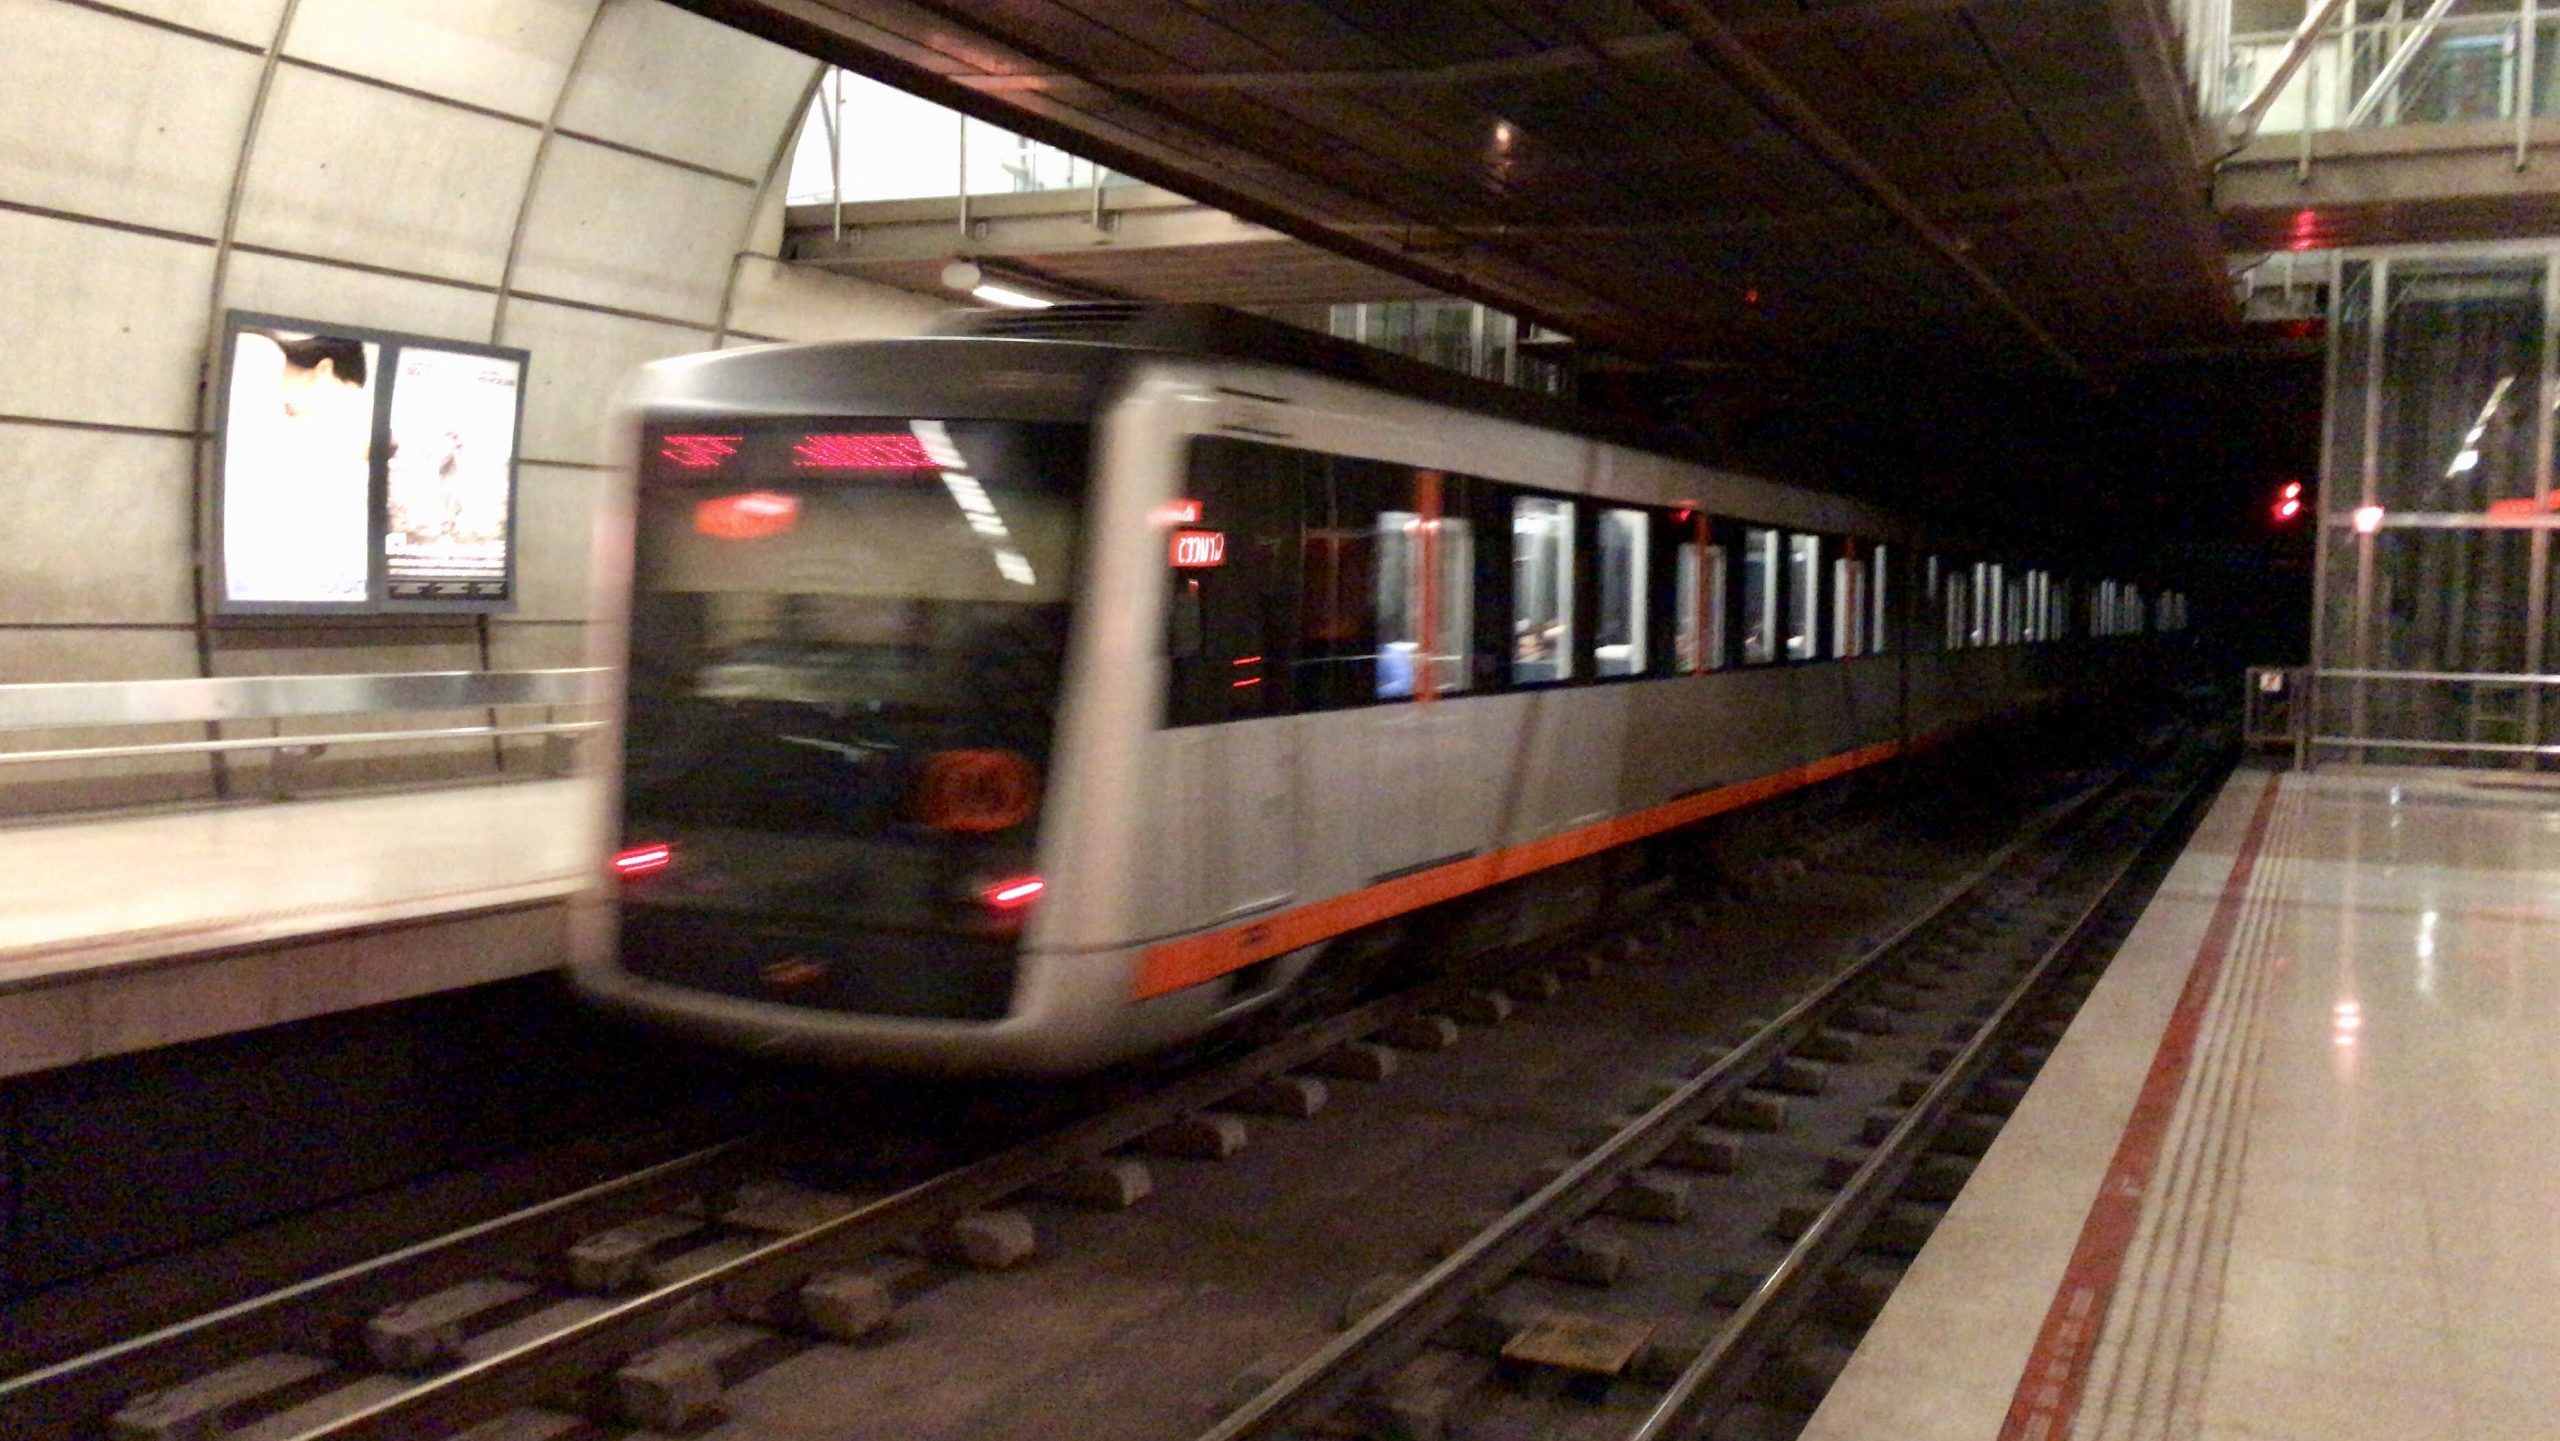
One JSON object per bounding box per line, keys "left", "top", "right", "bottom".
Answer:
{"left": 1997, "top": 771, "right": 2286, "bottom": 1441}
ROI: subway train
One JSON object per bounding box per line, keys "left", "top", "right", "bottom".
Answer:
{"left": 567, "top": 305, "right": 2183, "bottom": 1076}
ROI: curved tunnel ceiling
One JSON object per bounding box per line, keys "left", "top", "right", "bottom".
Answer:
{"left": 672, "top": 0, "right": 2236, "bottom": 382}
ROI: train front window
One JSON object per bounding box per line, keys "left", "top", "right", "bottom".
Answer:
{"left": 622, "top": 417, "right": 1085, "bottom": 931}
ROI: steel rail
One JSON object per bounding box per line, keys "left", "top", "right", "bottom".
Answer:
{"left": 1193, "top": 760, "right": 2149, "bottom": 1441}
{"left": 1629, "top": 761, "right": 2219, "bottom": 1441}
{"left": 0, "top": 1140, "right": 759, "bottom": 1436}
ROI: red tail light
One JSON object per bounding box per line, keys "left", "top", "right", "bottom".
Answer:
{"left": 694, "top": 491, "right": 799, "bottom": 540}
{"left": 612, "top": 842, "right": 673, "bottom": 878}
{"left": 983, "top": 876, "right": 1046, "bottom": 909}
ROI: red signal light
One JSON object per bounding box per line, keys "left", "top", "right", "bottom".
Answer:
{"left": 612, "top": 842, "right": 673, "bottom": 878}
{"left": 2273, "top": 497, "right": 2303, "bottom": 522}
{"left": 694, "top": 491, "right": 800, "bottom": 540}
{"left": 983, "top": 876, "right": 1046, "bottom": 909}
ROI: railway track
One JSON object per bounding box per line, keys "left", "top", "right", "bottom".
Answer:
{"left": 1203, "top": 740, "right": 2221, "bottom": 1441}
{"left": 3, "top": 730, "right": 2219, "bottom": 1441}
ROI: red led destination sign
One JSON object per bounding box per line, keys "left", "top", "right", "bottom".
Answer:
{"left": 1170, "top": 530, "right": 1226, "bottom": 567}
{"left": 792, "top": 433, "right": 934, "bottom": 470}
{"left": 659, "top": 434, "right": 742, "bottom": 470}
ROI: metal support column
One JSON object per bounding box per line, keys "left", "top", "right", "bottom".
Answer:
{"left": 2529, "top": 253, "right": 2558, "bottom": 764}
{"left": 2351, "top": 256, "right": 2391, "bottom": 762}
{"left": 2522, "top": 0, "right": 2543, "bottom": 169}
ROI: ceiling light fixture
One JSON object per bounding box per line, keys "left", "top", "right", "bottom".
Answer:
{"left": 970, "top": 283, "right": 1052, "bottom": 310}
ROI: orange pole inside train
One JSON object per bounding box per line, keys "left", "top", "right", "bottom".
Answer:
{"left": 1417, "top": 469, "right": 1442, "bottom": 703}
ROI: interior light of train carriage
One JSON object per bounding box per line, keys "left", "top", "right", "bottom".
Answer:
{"left": 659, "top": 434, "right": 742, "bottom": 469}
{"left": 791, "top": 432, "right": 935, "bottom": 470}
{"left": 982, "top": 876, "right": 1046, "bottom": 909}
{"left": 1171, "top": 529, "right": 1226, "bottom": 567}
{"left": 694, "top": 491, "right": 800, "bottom": 540}
{"left": 612, "top": 842, "right": 673, "bottom": 878}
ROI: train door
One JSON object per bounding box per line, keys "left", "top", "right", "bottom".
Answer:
{"left": 1164, "top": 437, "right": 1303, "bottom": 932}
{"left": 1365, "top": 469, "right": 1480, "bottom": 879}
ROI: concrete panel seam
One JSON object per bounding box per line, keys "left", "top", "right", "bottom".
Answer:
{"left": 0, "top": 196, "right": 214, "bottom": 248}
{"left": 47, "top": 0, "right": 265, "bottom": 55}
{"left": 0, "top": 413, "right": 198, "bottom": 441}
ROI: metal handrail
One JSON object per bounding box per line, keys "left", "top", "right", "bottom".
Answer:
{"left": 0, "top": 668, "right": 609, "bottom": 771}
{"left": 2226, "top": 5, "right": 2552, "bottom": 144}
{"left": 2306, "top": 734, "right": 2560, "bottom": 756}
{"left": 2302, "top": 666, "right": 2560, "bottom": 766}
{"left": 2317, "top": 666, "right": 2560, "bottom": 685}
{"left": 0, "top": 668, "right": 606, "bottom": 732}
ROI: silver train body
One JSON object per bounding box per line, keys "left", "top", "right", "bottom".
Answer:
{"left": 568, "top": 307, "right": 2168, "bottom": 1076}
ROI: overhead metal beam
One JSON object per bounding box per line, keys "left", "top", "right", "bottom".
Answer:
{"left": 1635, "top": 0, "right": 2091, "bottom": 380}
{"left": 665, "top": 0, "right": 1672, "bottom": 358}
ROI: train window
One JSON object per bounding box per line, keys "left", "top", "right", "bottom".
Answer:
{"left": 1434, "top": 516, "right": 1475, "bottom": 692}
{"left": 1169, "top": 437, "right": 1312, "bottom": 725}
{"left": 1740, "top": 527, "right": 1779, "bottom": 663}
{"left": 1870, "top": 545, "right": 1889, "bottom": 654}
{"left": 1832, "top": 546, "right": 1867, "bottom": 659}
{"left": 1376, "top": 505, "right": 1477, "bottom": 697}
{"left": 1675, "top": 541, "right": 1727, "bottom": 672}
{"left": 1596, "top": 508, "right": 1648, "bottom": 677}
{"left": 1512, "top": 497, "right": 1575, "bottom": 682}
{"left": 1297, "top": 456, "right": 1408, "bottom": 709}
{"left": 1786, "top": 533, "right": 1820, "bottom": 661}
{"left": 1944, "top": 566, "right": 1969, "bottom": 649}
{"left": 1377, "top": 512, "right": 1422, "bottom": 697}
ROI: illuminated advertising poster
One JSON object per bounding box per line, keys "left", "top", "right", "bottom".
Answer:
{"left": 384, "top": 347, "right": 521, "bottom": 601}
{"left": 213, "top": 312, "right": 528, "bottom": 615}
{"left": 219, "top": 327, "right": 379, "bottom": 606}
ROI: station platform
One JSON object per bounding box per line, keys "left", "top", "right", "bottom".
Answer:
{"left": 0, "top": 780, "right": 602, "bottom": 1079}
{"left": 1806, "top": 764, "right": 2560, "bottom": 1441}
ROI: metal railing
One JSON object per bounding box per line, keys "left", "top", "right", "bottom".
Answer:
{"left": 0, "top": 668, "right": 609, "bottom": 798}
{"left": 2244, "top": 665, "right": 2308, "bottom": 754}
{"left": 2278, "top": 666, "right": 2560, "bottom": 765}
{"left": 2226, "top": 5, "right": 2557, "bottom": 156}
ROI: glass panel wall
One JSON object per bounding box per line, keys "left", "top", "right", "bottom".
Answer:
{"left": 2311, "top": 248, "right": 2560, "bottom": 767}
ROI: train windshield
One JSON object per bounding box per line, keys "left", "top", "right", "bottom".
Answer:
{"left": 620, "top": 417, "right": 1086, "bottom": 948}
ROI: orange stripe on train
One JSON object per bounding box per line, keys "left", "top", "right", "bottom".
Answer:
{"left": 1132, "top": 740, "right": 1902, "bottom": 1000}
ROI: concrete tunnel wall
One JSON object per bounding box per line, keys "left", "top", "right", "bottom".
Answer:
{"left": 0, "top": 0, "right": 946, "bottom": 810}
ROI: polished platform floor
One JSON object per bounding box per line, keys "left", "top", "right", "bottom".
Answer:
{"left": 0, "top": 779, "right": 602, "bottom": 982}
{"left": 0, "top": 779, "right": 603, "bottom": 1076}
{"left": 1805, "top": 765, "right": 2560, "bottom": 1441}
